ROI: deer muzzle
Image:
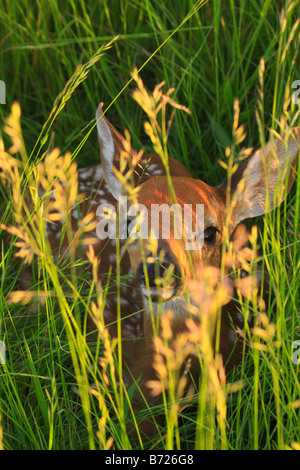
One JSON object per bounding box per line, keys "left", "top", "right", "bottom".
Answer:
{"left": 135, "top": 251, "right": 182, "bottom": 302}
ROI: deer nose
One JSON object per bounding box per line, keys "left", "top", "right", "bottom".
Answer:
{"left": 136, "top": 253, "right": 181, "bottom": 289}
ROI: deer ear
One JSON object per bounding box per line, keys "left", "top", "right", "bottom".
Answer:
{"left": 96, "top": 103, "right": 137, "bottom": 200}
{"left": 222, "top": 127, "right": 300, "bottom": 227}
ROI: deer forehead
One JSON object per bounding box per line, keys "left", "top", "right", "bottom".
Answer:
{"left": 135, "top": 176, "right": 226, "bottom": 226}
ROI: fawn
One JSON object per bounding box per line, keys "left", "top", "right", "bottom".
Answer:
{"left": 44, "top": 103, "right": 299, "bottom": 404}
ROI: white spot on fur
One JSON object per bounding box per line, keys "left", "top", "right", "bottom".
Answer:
{"left": 108, "top": 253, "right": 116, "bottom": 264}
{"left": 79, "top": 184, "right": 88, "bottom": 192}
{"left": 55, "top": 230, "right": 62, "bottom": 240}
{"left": 228, "top": 329, "right": 236, "bottom": 344}
{"left": 78, "top": 167, "right": 94, "bottom": 179}
{"left": 94, "top": 166, "right": 103, "bottom": 180}
{"left": 147, "top": 163, "right": 159, "bottom": 171}
{"left": 98, "top": 198, "right": 110, "bottom": 205}
{"left": 93, "top": 188, "right": 106, "bottom": 196}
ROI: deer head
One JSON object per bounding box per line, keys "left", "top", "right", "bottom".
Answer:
{"left": 96, "top": 103, "right": 299, "bottom": 319}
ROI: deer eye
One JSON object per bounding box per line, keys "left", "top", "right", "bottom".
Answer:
{"left": 204, "top": 226, "right": 218, "bottom": 245}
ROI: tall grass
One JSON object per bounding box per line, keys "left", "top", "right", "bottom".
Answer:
{"left": 0, "top": 0, "right": 299, "bottom": 450}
